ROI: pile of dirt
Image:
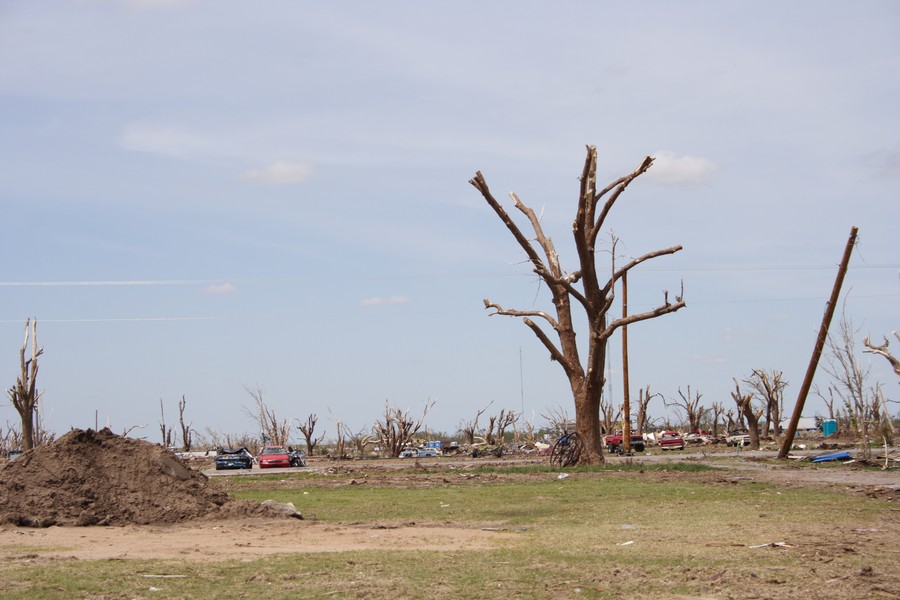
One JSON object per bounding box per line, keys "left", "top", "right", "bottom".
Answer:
{"left": 0, "top": 428, "right": 299, "bottom": 527}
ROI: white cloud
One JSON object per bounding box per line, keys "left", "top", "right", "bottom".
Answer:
{"left": 240, "top": 161, "right": 315, "bottom": 185}
{"left": 360, "top": 295, "right": 410, "bottom": 307}
{"left": 202, "top": 283, "right": 237, "bottom": 295}
{"left": 647, "top": 151, "right": 719, "bottom": 188}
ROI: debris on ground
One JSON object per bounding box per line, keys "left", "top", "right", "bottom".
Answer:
{"left": 0, "top": 428, "right": 301, "bottom": 527}
{"left": 812, "top": 451, "right": 853, "bottom": 463}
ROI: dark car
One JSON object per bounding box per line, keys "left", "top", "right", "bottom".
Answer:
{"left": 215, "top": 447, "right": 254, "bottom": 470}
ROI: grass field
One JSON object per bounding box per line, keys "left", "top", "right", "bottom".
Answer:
{"left": 1, "top": 460, "right": 897, "bottom": 599}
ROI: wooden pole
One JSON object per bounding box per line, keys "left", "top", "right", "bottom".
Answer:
{"left": 778, "top": 226, "right": 858, "bottom": 459}
{"left": 622, "top": 272, "right": 631, "bottom": 454}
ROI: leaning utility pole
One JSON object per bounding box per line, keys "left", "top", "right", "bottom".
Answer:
{"left": 621, "top": 272, "right": 632, "bottom": 454}
{"left": 778, "top": 226, "right": 858, "bottom": 459}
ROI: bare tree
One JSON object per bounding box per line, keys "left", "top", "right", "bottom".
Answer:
{"left": 600, "top": 396, "right": 621, "bottom": 434}
{"left": 486, "top": 409, "right": 518, "bottom": 446}
{"left": 541, "top": 405, "right": 575, "bottom": 437}
{"left": 732, "top": 378, "right": 762, "bottom": 450}
{"left": 1, "top": 422, "right": 24, "bottom": 456}
{"left": 7, "top": 319, "right": 43, "bottom": 451}
{"left": 331, "top": 416, "right": 349, "bottom": 459}
{"left": 159, "top": 397, "right": 174, "bottom": 447}
{"left": 723, "top": 408, "right": 738, "bottom": 434}
{"left": 635, "top": 385, "right": 660, "bottom": 434}
{"left": 470, "top": 147, "right": 685, "bottom": 464}
{"left": 296, "top": 413, "right": 325, "bottom": 455}
{"left": 743, "top": 369, "right": 788, "bottom": 440}
{"left": 244, "top": 385, "right": 290, "bottom": 446}
{"left": 864, "top": 332, "right": 900, "bottom": 378}
{"left": 458, "top": 403, "right": 490, "bottom": 446}
{"left": 665, "top": 386, "right": 707, "bottom": 433}
{"left": 372, "top": 399, "right": 435, "bottom": 458}
{"left": 515, "top": 411, "right": 538, "bottom": 447}
{"left": 348, "top": 426, "right": 374, "bottom": 457}
{"left": 177, "top": 395, "right": 193, "bottom": 451}
{"left": 708, "top": 401, "right": 726, "bottom": 438}
{"left": 823, "top": 314, "right": 873, "bottom": 459}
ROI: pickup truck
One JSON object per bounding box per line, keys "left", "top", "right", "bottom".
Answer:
{"left": 657, "top": 430, "right": 685, "bottom": 451}
{"left": 603, "top": 431, "right": 645, "bottom": 454}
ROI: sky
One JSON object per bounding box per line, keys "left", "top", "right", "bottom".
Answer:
{"left": 1, "top": 0, "right": 898, "bottom": 444}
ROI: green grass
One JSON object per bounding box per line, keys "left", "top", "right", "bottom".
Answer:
{"left": 1, "top": 469, "right": 894, "bottom": 599}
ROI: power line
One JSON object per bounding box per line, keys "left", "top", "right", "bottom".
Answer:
{"left": 0, "top": 263, "right": 896, "bottom": 287}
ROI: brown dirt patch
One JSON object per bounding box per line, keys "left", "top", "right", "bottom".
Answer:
{"left": 0, "top": 428, "right": 296, "bottom": 527}
{"left": 0, "top": 519, "right": 514, "bottom": 561}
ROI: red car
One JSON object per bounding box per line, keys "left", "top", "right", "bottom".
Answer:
{"left": 258, "top": 445, "right": 291, "bottom": 468}
{"left": 657, "top": 431, "right": 685, "bottom": 451}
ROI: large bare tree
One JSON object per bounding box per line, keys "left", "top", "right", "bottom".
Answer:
{"left": 7, "top": 318, "right": 43, "bottom": 451}
{"left": 743, "top": 369, "right": 788, "bottom": 440}
{"left": 470, "top": 146, "right": 685, "bottom": 464}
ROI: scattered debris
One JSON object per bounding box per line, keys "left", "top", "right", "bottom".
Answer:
{"left": 749, "top": 541, "right": 793, "bottom": 549}
{"left": 557, "top": 473, "right": 569, "bottom": 480}
{"left": 812, "top": 451, "right": 853, "bottom": 463}
{"left": 617, "top": 540, "right": 635, "bottom": 546}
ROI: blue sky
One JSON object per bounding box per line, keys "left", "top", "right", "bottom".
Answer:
{"left": 1, "top": 0, "right": 897, "bottom": 443}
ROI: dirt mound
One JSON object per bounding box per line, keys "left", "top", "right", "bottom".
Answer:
{"left": 0, "top": 428, "right": 299, "bottom": 527}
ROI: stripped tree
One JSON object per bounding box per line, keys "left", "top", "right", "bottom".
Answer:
{"left": 708, "top": 401, "right": 726, "bottom": 438}
{"left": 296, "top": 413, "right": 325, "bottom": 455}
{"left": 731, "top": 378, "right": 762, "bottom": 450}
{"left": 178, "top": 395, "right": 193, "bottom": 451}
{"left": 665, "top": 386, "right": 707, "bottom": 433}
{"left": 635, "top": 384, "right": 660, "bottom": 435}
{"left": 470, "top": 147, "right": 685, "bottom": 464}
{"left": 7, "top": 318, "right": 43, "bottom": 451}
{"left": 743, "top": 369, "right": 788, "bottom": 440}
{"left": 863, "top": 332, "right": 900, "bottom": 378}
{"left": 372, "top": 399, "right": 435, "bottom": 458}
{"left": 458, "top": 402, "right": 490, "bottom": 446}
{"left": 244, "top": 385, "right": 290, "bottom": 446}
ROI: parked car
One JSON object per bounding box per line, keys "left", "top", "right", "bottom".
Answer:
{"left": 215, "top": 447, "right": 254, "bottom": 470}
{"left": 258, "top": 445, "right": 292, "bottom": 468}
{"left": 657, "top": 431, "right": 685, "bottom": 451}
{"left": 604, "top": 430, "right": 645, "bottom": 454}
{"left": 725, "top": 430, "right": 751, "bottom": 447}
{"left": 399, "top": 447, "right": 439, "bottom": 458}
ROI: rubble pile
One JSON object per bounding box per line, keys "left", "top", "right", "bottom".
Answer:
{"left": 0, "top": 428, "right": 298, "bottom": 527}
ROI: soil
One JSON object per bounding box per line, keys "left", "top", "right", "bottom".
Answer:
{"left": 0, "top": 433, "right": 897, "bottom": 599}
{"left": 0, "top": 428, "right": 298, "bottom": 527}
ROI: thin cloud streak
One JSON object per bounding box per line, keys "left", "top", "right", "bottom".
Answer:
{"left": 0, "top": 280, "right": 223, "bottom": 287}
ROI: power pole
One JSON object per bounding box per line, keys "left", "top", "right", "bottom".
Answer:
{"left": 778, "top": 226, "right": 858, "bottom": 459}
{"left": 622, "top": 272, "right": 632, "bottom": 454}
